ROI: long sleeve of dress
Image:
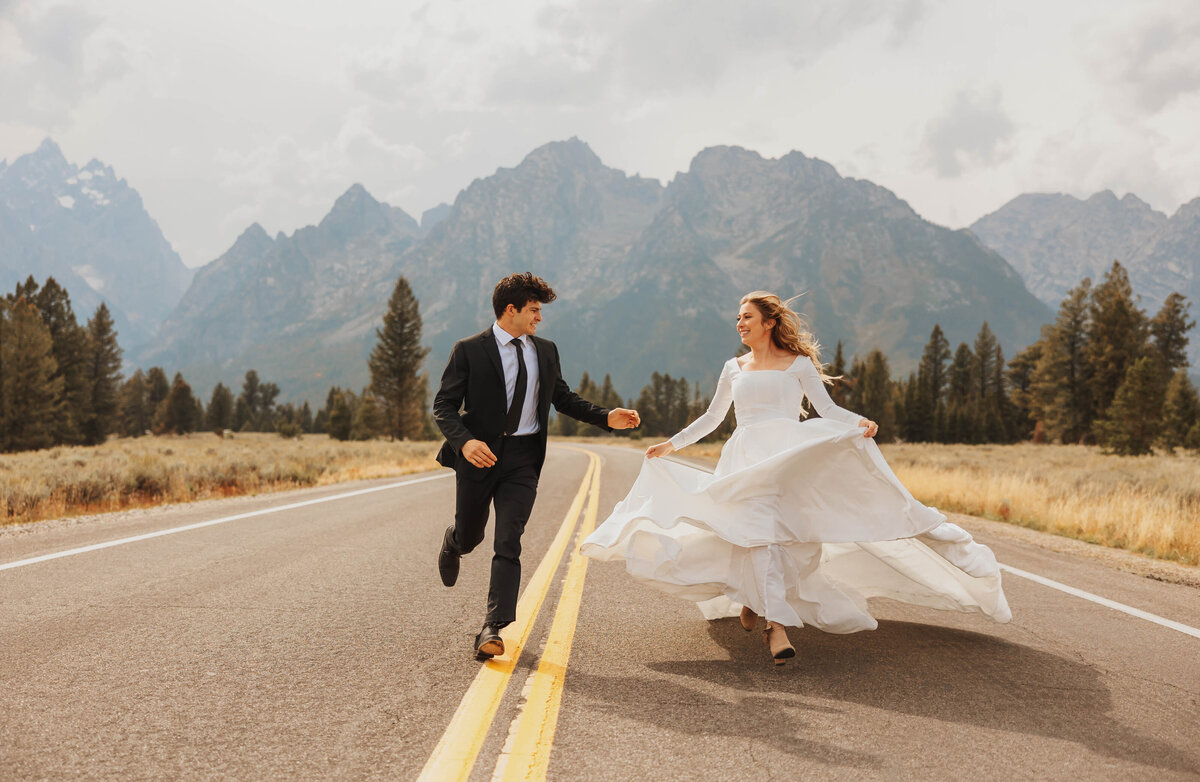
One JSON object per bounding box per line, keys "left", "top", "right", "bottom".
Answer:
{"left": 794, "top": 358, "right": 862, "bottom": 426}
{"left": 669, "top": 361, "right": 735, "bottom": 450}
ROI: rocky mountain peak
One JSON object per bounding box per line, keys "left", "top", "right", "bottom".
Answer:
{"left": 687, "top": 145, "right": 764, "bottom": 175}
{"left": 4, "top": 137, "right": 73, "bottom": 187}
{"left": 420, "top": 203, "right": 451, "bottom": 233}
{"left": 519, "top": 137, "right": 604, "bottom": 172}
{"left": 0, "top": 137, "right": 192, "bottom": 349}
{"left": 328, "top": 182, "right": 379, "bottom": 214}
{"left": 318, "top": 183, "right": 393, "bottom": 241}
{"left": 232, "top": 222, "right": 273, "bottom": 251}
{"left": 1171, "top": 197, "right": 1200, "bottom": 221}
{"left": 36, "top": 137, "right": 63, "bottom": 156}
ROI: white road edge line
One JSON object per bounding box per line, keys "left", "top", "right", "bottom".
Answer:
{"left": 1000, "top": 563, "right": 1200, "bottom": 640}
{"left": 0, "top": 472, "right": 453, "bottom": 573}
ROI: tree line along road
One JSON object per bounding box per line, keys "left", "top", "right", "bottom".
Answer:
{"left": 1, "top": 444, "right": 1198, "bottom": 780}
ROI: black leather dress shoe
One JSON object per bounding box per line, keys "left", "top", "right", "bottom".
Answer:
{"left": 438, "top": 525, "right": 460, "bottom": 587}
{"left": 474, "top": 625, "right": 504, "bottom": 658}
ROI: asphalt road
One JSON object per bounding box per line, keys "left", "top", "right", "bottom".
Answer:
{"left": 1, "top": 443, "right": 1198, "bottom": 780}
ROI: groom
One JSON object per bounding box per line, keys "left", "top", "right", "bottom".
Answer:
{"left": 433, "top": 272, "right": 640, "bottom": 658}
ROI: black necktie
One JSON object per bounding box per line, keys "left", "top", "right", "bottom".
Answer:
{"left": 506, "top": 338, "right": 527, "bottom": 435}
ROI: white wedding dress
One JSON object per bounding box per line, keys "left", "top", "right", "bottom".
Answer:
{"left": 581, "top": 355, "right": 1011, "bottom": 632}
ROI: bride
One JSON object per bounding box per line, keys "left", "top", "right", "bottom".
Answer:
{"left": 581, "top": 292, "right": 1011, "bottom": 664}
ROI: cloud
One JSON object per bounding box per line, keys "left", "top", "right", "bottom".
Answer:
{"left": 920, "top": 86, "right": 1016, "bottom": 177}
{"left": 1027, "top": 123, "right": 1187, "bottom": 218}
{"left": 0, "top": 1, "right": 131, "bottom": 123}
{"left": 347, "top": 0, "right": 927, "bottom": 112}
{"left": 887, "top": 0, "right": 927, "bottom": 46}
{"left": 1096, "top": 11, "right": 1200, "bottom": 114}
{"left": 209, "top": 108, "right": 429, "bottom": 251}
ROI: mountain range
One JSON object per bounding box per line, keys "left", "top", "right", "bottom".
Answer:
{"left": 0, "top": 139, "right": 192, "bottom": 348}
{"left": 6, "top": 136, "right": 1196, "bottom": 405}
{"left": 141, "top": 139, "right": 1049, "bottom": 402}
{"left": 970, "top": 191, "right": 1200, "bottom": 367}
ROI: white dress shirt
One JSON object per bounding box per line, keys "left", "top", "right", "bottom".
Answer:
{"left": 492, "top": 322, "right": 541, "bottom": 435}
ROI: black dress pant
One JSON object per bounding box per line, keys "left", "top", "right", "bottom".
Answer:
{"left": 448, "top": 435, "right": 541, "bottom": 630}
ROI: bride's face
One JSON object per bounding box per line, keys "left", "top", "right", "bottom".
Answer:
{"left": 736, "top": 303, "right": 775, "bottom": 345}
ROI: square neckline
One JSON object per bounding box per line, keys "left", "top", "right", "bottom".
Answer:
{"left": 733, "top": 354, "right": 804, "bottom": 374}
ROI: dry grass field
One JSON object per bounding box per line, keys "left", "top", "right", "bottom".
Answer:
{"left": 881, "top": 443, "right": 1200, "bottom": 566}
{"left": 585, "top": 437, "right": 1200, "bottom": 566}
{"left": 6, "top": 433, "right": 1197, "bottom": 567}
{"left": 0, "top": 433, "right": 442, "bottom": 527}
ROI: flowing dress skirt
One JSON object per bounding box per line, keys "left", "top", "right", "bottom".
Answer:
{"left": 581, "top": 418, "right": 1011, "bottom": 633}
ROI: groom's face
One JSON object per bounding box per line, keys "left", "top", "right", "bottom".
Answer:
{"left": 509, "top": 300, "right": 543, "bottom": 336}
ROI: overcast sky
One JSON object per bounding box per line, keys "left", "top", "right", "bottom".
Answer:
{"left": 2, "top": 0, "right": 1198, "bottom": 268}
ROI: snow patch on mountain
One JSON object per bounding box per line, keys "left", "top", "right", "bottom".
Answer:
{"left": 72, "top": 264, "right": 105, "bottom": 291}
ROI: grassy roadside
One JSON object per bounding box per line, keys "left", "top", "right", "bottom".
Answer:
{"left": 0, "top": 433, "right": 442, "bottom": 527}
{"left": 7, "top": 433, "right": 1197, "bottom": 568}
{"left": 556, "top": 436, "right": 1200, "bottom": 567}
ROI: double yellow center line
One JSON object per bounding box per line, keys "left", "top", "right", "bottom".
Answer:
{"left": 418, "top": 448, "right": 601, "bottom": 782}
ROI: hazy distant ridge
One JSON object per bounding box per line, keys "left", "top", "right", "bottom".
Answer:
{"left": 143, "top": 139, "right": 1051, "bottom": 402}
{"left": 0, "top": 139, "right": 193, "bottom": 348}
{"left": 971, "top": 191, "right": 1200, "bottom": 366}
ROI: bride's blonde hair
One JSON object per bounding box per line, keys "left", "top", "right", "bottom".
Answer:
{"left": 740, "top": 291, "right": 837, "bottom": 386}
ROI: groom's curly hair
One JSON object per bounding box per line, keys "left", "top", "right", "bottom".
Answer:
{"left": 493, "top": 272, "right": 557, "bottom": 318}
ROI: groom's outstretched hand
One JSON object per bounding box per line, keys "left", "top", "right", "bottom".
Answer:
{"left": 608, "top": 408, "right": 641, "bottom": 430}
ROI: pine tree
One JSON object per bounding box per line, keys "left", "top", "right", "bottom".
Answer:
{"left": 161, "top": 373, "right": 198, "bottom": 434}
{"left": 945, "top": 343, "right": 975, "bottom": 442}
{"left": 10, "top": 275, "right": 39, "bottom": 303}
{"left": 845, "top": 356, "right": 865, "bottom": 414}
{"left": 32, "top": 277, "right": 91, "bottom": 444}
{"left": 206, "top": 383, "right": 234, "bottom": 431}
{"left": 895, "top": 372, "right": 919, "bottom": 442}
{"left": 971, "top": 323, "right": 1000, "bottom": 441}
{"left": 0, "top": 298, "right": 65, "bottom": 451}
{"left": 314, "top": 387, "right": 340, "bottom": 434}
{"left": 351, "top": 391, "right": 385, "bottom": 440}
{"left": 915, "top": 325, "right": 951, "bottom": 441}
{"left": 146, "top": 367, "right": 170, "bottom": 431}
{"left": 1093, "top": 356, "right": 1164, "bottom": 455}
{"left": 829, "top": 340, "right": 850, "bottom": 408}
{"left": 991, "top": 345, "right": 1011, "bottom": 442}
{"left": 369, "top": 276, "right": 430, "bottom": 440}
{"left": 300, "top": 401, "right": 314, "bottom": 433}
{"left": 81, "top": 303, "right": 123, "bottom": 445}
{"left": 1149, "top": 292, "right": 1193, "bottom": 375}
{"left": 634, "top": 373, "right": 663, "bottom": 437}
{"left": 598, "top": 374, "right": 624, "bottom": 412}
{"left": 257, "top": 381, "right": 280, "bottom": 431}
{"left": 1006, "top": 342, "right": 1041, "bottom": 442}
{"left": 1158, "top": 370, "right": 1200, "bottom": 452}
{"left": 234, "top": 370, "right": 280, "bottom": 431}
{"left": 328, "top": 389, "right": 352, "bottom": 441}
{"left": 575, "top": 373, "right": 604, "bottom": 437}
{"left": 859, "top": 349, "right": 893, "bottom": 442}
{"left": 1030, "top": 281, "right": 1093, "bottom": 443}
{"left": 1087, "top": 261, "right": 1148, "bottom": 420}
{"left": 120, "top": 370, "right": 151, "bottom": 436}
{"left": 235, "top": 370, "right": 260, "bottom": 431}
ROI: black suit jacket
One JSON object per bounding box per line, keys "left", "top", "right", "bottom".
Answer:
{"left": 432, "top": 329, "right": 611, "bottom": 476}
